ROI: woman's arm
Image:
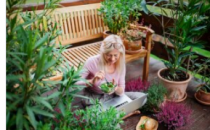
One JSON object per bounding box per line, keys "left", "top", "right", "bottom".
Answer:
{"left": 115, "top": 65, "right": 126, "bottom": 96}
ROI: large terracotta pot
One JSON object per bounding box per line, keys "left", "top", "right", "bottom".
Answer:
{"left": 123, "top": 39, "right": 142, "bottom": 54}
{"left": 157, "top": 68, "right": 192, "bottom": 102}
{"left": 195, "top": 84, "right": 210, "bottom": 105}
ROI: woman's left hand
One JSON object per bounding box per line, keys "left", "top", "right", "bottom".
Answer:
{"left": 107, "top": 79, "right": 124, "bottom": 95}
{"left": 107, "top": 79, "right": 116, "bottom": 95}
{"left": 114, "top": 86, "right": 124, "bottom": 96}
{"left": 108, "top": 86, "right": 124, "bottom": 95}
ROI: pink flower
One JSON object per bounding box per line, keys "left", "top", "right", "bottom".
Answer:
{"left": 156, "top": 101, "right": 192, "bottom": 130}
{"left": 125, "top": 77, "right": 150, "bottom": 92}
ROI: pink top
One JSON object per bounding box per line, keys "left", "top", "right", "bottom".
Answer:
{"left": 78, "top": 54, "right": 125, "bottom": 94}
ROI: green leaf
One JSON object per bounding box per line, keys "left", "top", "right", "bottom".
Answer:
{"left": 58, "top": 102, "right": 65, "bottom": 116}
{"left": 43, "top": 60, "right": 57, "bottom": 73}
{"left": 33, "top": 97, "right": 53, "bottom": 111}
{"left": 178, "top": 52, "right": 194, "bottom": 62}
{"left": 9, "top": 52, "right": 25, "bottom": 65}
{"left": 6, "top": 74, "right": 24, "bottom": 80}
{"left": 19, "top": 25, "right": 28, "bottom": 44}
{"left": 16, "top": 109, "right": 23, "bottom": 130}
{"left": 71, "top": 94, "right": 90, "bottom": 100}
{"left": 191, "top": 26, "right": 206, "bottom": 31}
{"left": 46, "top": 91, "right": 61, "bottom": 100}
{"left": 141, "top": 0, "right": 149, "bottom": 14}
{"left": 31, "top": 107, "right": 54, "bottom": 118}
{"left": 35, "top": 33, "right": 49, "bottom": 49}
{"left": 26, "top": 106, "right": 37, "bottom": 129}
{"left": 6, "top": 111, "right": 10, "bottom": 126}
{"left": 23, "top": 117, "right": 30, "bottom": 130}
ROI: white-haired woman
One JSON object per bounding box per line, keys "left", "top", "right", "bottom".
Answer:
{"left": 77, "top": 35, "right": 145, "bottom": 107}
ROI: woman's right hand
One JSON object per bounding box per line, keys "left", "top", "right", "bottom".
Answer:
{"left": 92, "top": 70, "right": 105, "bottom": 84}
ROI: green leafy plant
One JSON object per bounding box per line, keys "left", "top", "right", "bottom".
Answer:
{"left": 194, "top": 59, "right": 210, "bottom": 93}
{"left": 41, "top": 99, "right": 125, "bottom": 130}
{"left": 7, "top": 1, "right": 126, "bottom": 129}
{"left": 98, "top": 0, "right": 148, "bottom": 34}
{"left": 141, "top": 82, "right": 167, "bottom": 113}
{"left": 154, "top": 0, "right": 210, "bottom": 81}
{"left": 123, "top": 26, "right": 143, "bottom": 42}
{"left": 6, "top": 0, "right": 65, "bottom": 129}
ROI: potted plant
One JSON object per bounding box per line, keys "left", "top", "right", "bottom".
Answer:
{"left": 194, "top": 59, "right": 210, "bottom": 105}
{"left": 98, "top": 0, "right": 148, "bottom": 38}
{"left": 156, "top": 101, "right": 192, "bottom": 130}
{"left": 141, "top": 82, "right": 167, "bottom": 113}
{"left": 122, "top": 20, "right": 152, "bottom": 54}
{"left": 155, "top": 0, "right": 209, "bottom": 102}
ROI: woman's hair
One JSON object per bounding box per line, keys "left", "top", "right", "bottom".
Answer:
{"left": 99, "top": 35, "right": 125, "bottom": 75}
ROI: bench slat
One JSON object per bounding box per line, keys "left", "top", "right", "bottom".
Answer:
{"left": 70, "top": 11, "right": 76, "bottom": 39}
{"left": 66, "top": 13, "right": 73, "bottom": 39}
{"left": 86, "top": 44, "right": 99, "bottom": 53}
{"left": 74, "top": 11, "right": 80, "bottom": 38}
{"left": 81, "top": 46, "right": 97, "bottom": 56}
{"left": 78, "top": 47, "right": 94, "bottom": 58}
{"left": 73, "top": 49, "right": 88, "bottom": 61}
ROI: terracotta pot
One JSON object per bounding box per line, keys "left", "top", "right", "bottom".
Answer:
{"left": 195, "top": 84, "right": 210, "bottom": 105}
{"left": 157, "top": 68, "right": 192, "bottom": 102}
{"left": 123, "top": 39, "right": 142, "bottom": 54}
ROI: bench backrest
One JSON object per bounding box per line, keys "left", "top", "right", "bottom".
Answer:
{"left": 33, "top": 3, "right": 107, "bottom": 47}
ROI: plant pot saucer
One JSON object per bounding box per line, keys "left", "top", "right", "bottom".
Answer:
{"left": 194, "top": 93, "right": 210, "bottom": 106}
{"left": 166, "top": 92, "right": 187, "bottom": 102}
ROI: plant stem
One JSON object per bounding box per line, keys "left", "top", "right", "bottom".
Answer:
{"left": 186, "top": 47, "right": 193, "bottom": 78}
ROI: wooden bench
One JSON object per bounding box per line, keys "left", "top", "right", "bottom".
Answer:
{"left": 32, "top": 3, "right": 154, "bottom": 81}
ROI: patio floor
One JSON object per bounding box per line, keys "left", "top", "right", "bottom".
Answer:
{"left": 122, "top": 57, "right": 210, "bottom": 130}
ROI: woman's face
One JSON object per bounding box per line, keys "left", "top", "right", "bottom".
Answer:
{"left": 104, "top": 49, "right": 121, "bottom": 65}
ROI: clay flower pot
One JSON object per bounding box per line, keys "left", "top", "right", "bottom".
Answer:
{"left": 123, "top": 39, "right": 142, "bottom": 54}
{"left": 157, "top": 68, "right": 192, "bottom": 102}
{"left": 194, "top": 84, "right": 210, "bottom": 105}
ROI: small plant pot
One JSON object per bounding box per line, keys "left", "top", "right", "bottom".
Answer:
{"left": 123, "top": 39, "right": 142, "bottom": 54}
{"left": 194, "top": 85, "right": 210, "bottom": 105}
{"left": 157, "top": 68, "right": 192, "bottom": 102}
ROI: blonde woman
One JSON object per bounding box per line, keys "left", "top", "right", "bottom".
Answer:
{"left": 77, "top": 35, "right": 145, "bottom": 107}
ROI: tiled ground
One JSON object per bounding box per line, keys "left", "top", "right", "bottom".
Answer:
{"left": 122, "top": 57, "right": 210, "bottom": 130}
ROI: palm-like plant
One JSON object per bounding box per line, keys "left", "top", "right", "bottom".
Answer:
{"left": 6, "top": 0, "right": 66, "bottom": 129}
{"left": 6, "top": 1, "right": 126, "bottom": 129}
{"left": 155, "top": 0, "right": 210, "bottom": 81}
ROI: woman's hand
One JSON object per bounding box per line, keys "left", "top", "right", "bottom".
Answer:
{"left": 92, "top": 70, "right": 105, "bottom": 84}
{"left": 107, "top": 79, "right": 123, "bottom": 95}
{"left": 114, "top": 86, "right": 124, "bottom": 96}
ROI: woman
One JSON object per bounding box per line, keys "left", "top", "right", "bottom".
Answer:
{"left": 78, "top": 35, "right": 144, "bottom": 107}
